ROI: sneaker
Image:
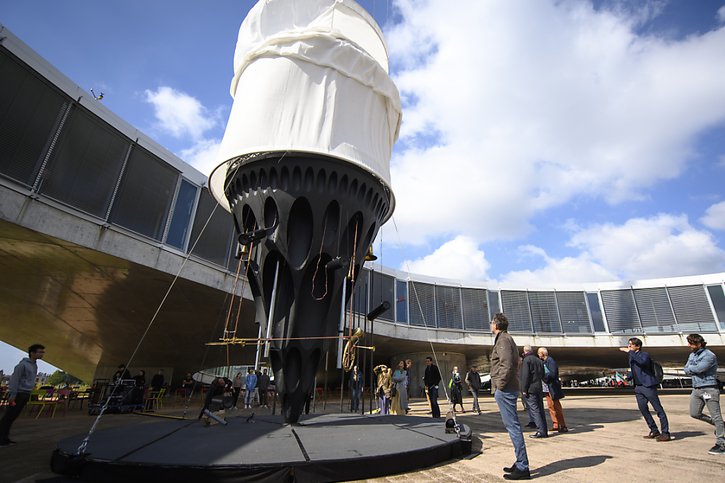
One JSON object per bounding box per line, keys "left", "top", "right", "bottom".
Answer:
{"left": 503, "top": 467, "right": 531, "bottom": 480}
{"left": 643, "top": 431, "right": 661, "bottom": 439}
{"left": 656, "top": 433, "right": 672, "bottom": 442}
{"left": 708, "top": 444, "right": 725, "bottom": 455}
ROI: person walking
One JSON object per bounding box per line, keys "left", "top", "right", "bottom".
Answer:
{"left": 490, "top": 313, "right": 530, "bottom": 480}
{"left": 232, "top": 372, "right": 243, "bottom": 409}
{"left": 423, "top": 356, "right": 441, "bottom": 418}
{"left": 521, "top": 345, "right": 547, "bottom": 439}
{"left": 619, "top": 338, "right": 671, "bottom": 441}
{"left": 465, "top": 365, "right": 482, "bottom": 415}
{"left": 0, "top": 344, "right": 45, "bottom": 447}
{"left": 449, "top": 366, "right": 465, "bottom": 413}
{"left": 538, "top": 347, "right": 568, "bottom": 433}
{"left": 683, "top": 333, "right": 724, "bottom": 455}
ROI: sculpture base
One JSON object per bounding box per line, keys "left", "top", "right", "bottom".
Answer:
{"left": 51, "top": 413, "right": 472, "bottom": 482}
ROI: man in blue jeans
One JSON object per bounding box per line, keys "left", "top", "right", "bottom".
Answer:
{"left": 683, "top": 333, "right": 724, "bottom": 455}
{"left": 620, "top": 337, "right": 671, "bottom": 442}
{"left": 490, "top": 313, "right": 530, "bottom": 480}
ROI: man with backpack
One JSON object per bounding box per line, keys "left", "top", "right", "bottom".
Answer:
{"left": 620, "top": 338, "right": 671, "bottom": 441}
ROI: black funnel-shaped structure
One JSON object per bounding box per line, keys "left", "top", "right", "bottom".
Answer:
{"left": 209, "top": 0, "right": 400, "bottom": 424}
{"left": 225, "top": 152, "right": 390, "bottom": 423}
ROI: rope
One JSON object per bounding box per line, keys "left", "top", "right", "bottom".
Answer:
{"left": 76, "top": 157, "right": 252, "bottom": 455}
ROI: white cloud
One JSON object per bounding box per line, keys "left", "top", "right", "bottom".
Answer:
{"left": 701, "top": 201, "right": 725, "bottom": 230}
{"left": 401, "top": 235, "right": 491, "bottom": 281}
{"left": 180, "top": 138, "right": 222, "bottom": 176}
{"left": 500, "top": 245, "right": 616, "bottom": 286}
{"left": 144, "top": 86, "right": 217, "bottom": 140}
{"left": 386, "top": 0, "right": 725, "bottom": 246}
{"left": 568, "top": 214, "right": 725, "bottom": 279}
{"left": 718, "top": 5, "right": 725, "bottom": 23}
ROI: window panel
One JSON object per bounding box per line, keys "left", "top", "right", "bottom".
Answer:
{"left": 461, "top": 288, "right": 488, "bottom": 331}
{"left": 501, "top": 290, "right": 533, "bottom": 332}
{"left": 600, "top": 289, "right": 641, "bottom": 333}
{"left": 0, "top": 48, "right": 69, "bottom": 186}
{"left": 706, "top": 284, "right": 725, "bottom": 330}
{"left": 557, "top": 292, "right": 592, "bottom": 334}
{"left": 528, "top": 291, "right": 562, "bottom": 333}
{"left": 109, "top": 146, "right": 177, "bottom": 240}
{"left": 395, "top": 280, "right": 408, "bottom": 324}
{"left": 587, "top": 293, "right": 607, "bottom": 332}
{"left": 188, "top": 188, "right": 234, "bottom": 266}
{"left": 633, "top": 287, "right": 677, "bottom": 333}
{"left": 435, "top": 285, "right": 463, "bottom": 329}
{"left": 166, "top": 179, "right": 198, "bottom": 250}
{"left": 409, "top": 281, "right": 435, "bottom": 327}
{"left": 370, "top": 271, "right": 394, "bottom": 321}
{"left": 39, "top": 106, "right": 129, "bottom": 217}
{"left": 668, "top": 285, "right": 718, "bottom": 333}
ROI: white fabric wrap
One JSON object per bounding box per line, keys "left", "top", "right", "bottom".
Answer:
{"left": 210, "top": 0, "right": 400, "bottom": 217}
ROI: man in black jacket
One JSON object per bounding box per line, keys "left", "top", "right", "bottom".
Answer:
{"left": 521, "top": 345, "right": 547, "bottom": 438}
{"left": 423, "top": 356, "right": 441, "bottom": 418}
{"left": 465, "top": 365, "right": 482, "bottom": 415}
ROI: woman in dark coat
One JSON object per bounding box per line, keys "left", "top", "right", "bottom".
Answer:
{"left": 450, "top": 366, "right": 465, "bottom": 413}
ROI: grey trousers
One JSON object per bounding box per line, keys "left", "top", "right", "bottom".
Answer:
{"left": 690, "top": 387, "right": 725, "bottom": 446}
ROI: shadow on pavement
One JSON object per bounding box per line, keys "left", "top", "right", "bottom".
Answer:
{"left": 671, "top": 430, "right": 706, "bottom": 440}
{"left": 532, "top": 455, "right": 612, "bottom": 477}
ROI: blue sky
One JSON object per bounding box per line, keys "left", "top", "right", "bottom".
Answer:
{"left": 2, "top": 1, "right": 725, "bottom": 371}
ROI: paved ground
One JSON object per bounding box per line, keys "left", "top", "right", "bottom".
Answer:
{"left": 2, "top": 392, "right": 723, "bottom": 482}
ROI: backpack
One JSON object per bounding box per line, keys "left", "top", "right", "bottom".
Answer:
{"left": 651, "top": 360, "right": 664, "bottom": 384}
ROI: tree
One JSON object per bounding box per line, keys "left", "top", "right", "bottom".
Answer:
{"left": 46, "top": 370, "right": 83, "bottom": 387}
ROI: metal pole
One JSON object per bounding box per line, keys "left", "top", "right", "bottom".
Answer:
{"left": 264, "top": 261, "right": 280, "bottom": 358}
{"left": 253, "top": 322, "right": 262, "bottom": 370}
{"left": 336, "top": 279, "right": 347, "bottom": 369}
{"left": 323, "top": 350, "right": 328, "bottom": 410}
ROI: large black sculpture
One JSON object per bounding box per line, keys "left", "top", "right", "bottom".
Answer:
{"left": 210, "top": 0, "right": 400, "bottom": 423}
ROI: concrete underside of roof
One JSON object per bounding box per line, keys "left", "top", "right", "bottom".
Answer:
{"left": 1, "top": 215, "right": 723, "bottom": 384}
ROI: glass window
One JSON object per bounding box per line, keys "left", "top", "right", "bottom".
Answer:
{"left": 435, "top": 285, "right": 463, "bottom": 329}
{"left": 600, "top": 289, "right": 641, "bottom": 333}
{"left": 188, "top": 188, "right": 234, "bottom": 266}
{"left": 347, "top": 268, "right": 369, "bottom": 316}
{"left": 166, "top": 179, "right": 198, "bottom": 250}
{"left": 109, "top": 146, "right": 178, "bottom": 240}
{"left": 488, "top": 290, "right": 500, "bottom": 317}
{"left": 633, "top": 287, "right": 677, "bottom": 333}
{"left": 370, "top": 271, "right": 394, "bottom": 321}
{"left": 409, "top": 281, "right": 436, "bottom": 327}
{"left": 557, "top": 292, "right": 592, "bottom": 333}
{"left": 668, "top": 285, "right": 718, "bottom": 333}
{"left": 586, "top": 293, "right": 606, "bottom": 332}
{"left": 706, "top": 285, "right": 725, "bottom": 330}
{"left": 528, "top": 291, "right": 562, "bottom": 333}
{"left": 500, "top": 290, "right": 533, "bottom": 332}
{"left": 395, "top": 280, "right": 408, "bottom": 324}
{"left": 461, "top": 288, "right": 488, "bottom": 331}
{"left": 39, "top": 106, "right": 130, "bottom": 218}
{"left": 0, "top": 48, "right": 69, "bottom": 186}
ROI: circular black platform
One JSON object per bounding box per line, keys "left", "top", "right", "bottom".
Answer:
{"left": 51, "top": 413, "right": 472, "bottom": 482}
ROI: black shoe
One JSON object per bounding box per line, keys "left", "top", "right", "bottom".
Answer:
{"left": 643, "top": 431, "right": 661, "bottom": 439}
{"left": 503, "top": 463, "right": 518, "bottom": 473}
{"left": 504, "top": 468, "right": 531, "bottom": 480}
{"left": 529, "top": 432, "right": 548, "bottom": 438}
{"left": 708, "top": 444, "right": 725, "bottom": 455}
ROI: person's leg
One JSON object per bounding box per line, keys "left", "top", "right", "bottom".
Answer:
{"left": 0, "top": 393, "right": 30, "bottom": 443}
{"left": 545, "top": 392, "right": 559, "bottom": 430}
{"left": 645, "top": 387, "right": 669, "bottom": 435}
{"left": 529, "top": 393, "right": 547, "bottom": 436}
{"left": 635, "top": 386, "right": 659, "bottom": 434}
{"left": 703, "top": 388, "right": 724, "bottom": 447}
{"left": 494, "top": 389, "right": 529, "bottom": 471}
{"left": 429, "top": 386, "right": 440, "bottom": 418}
{"left": 553, "top": 398, "right": 567, "bottom": 429}
{"left": 690, "top": 388, "right": 710, "bottom": 424}
{"left": 472, "top": 389, "right": 480, "bottom": 413}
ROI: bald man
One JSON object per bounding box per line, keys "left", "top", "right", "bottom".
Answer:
{"left": 538, "top": 347, "right": 568, "bottom": 433}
